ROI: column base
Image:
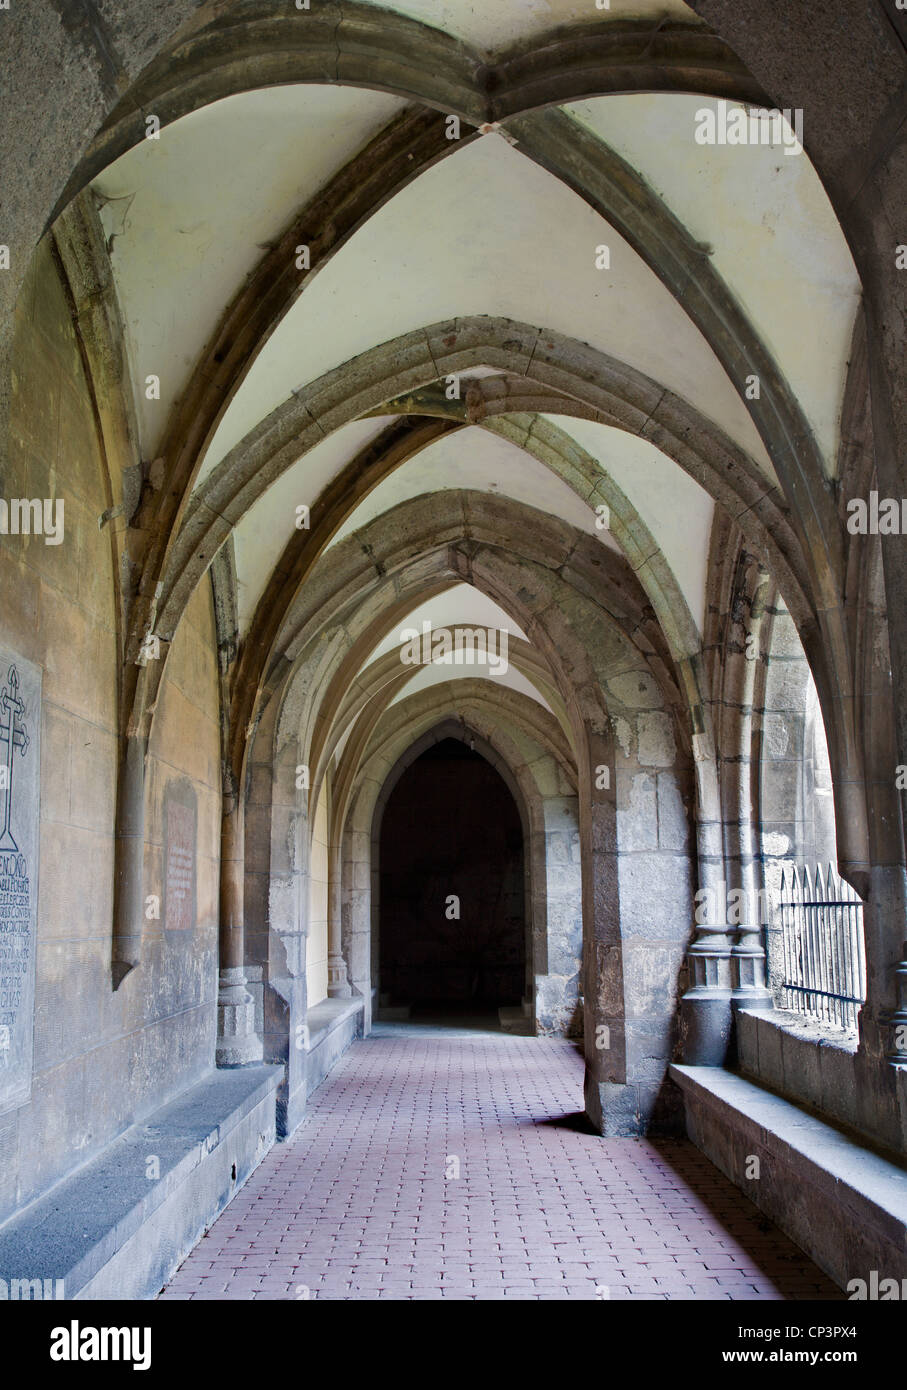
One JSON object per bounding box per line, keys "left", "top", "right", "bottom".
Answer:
{"left": 584, "top": 1075, "right": 644, "bottom": 1137}
{"left": 327, "top": 954, "right": 352, "bottom": 999}
{"left": 732, "top": 986, "right": 774, "bottom": 1013}
{"left": 216, "top": 968, "right": 262, "bottom": 1067}
{"left": 681, "top": 987, "right": 734, "bottom": 1065}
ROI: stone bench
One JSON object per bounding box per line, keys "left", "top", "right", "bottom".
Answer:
{"left": 304, "top": 997, "right": 363, "bottom": 1098}
{"left": 0, "top": 1063, "right": 281, "bottom": 1301}
{"left": 670, "top": 1063, "right": 907, "bottom": 1292}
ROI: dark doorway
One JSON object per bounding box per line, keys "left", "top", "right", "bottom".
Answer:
{"left": 379, "top": 738, "right": 525, "bottom": 1018}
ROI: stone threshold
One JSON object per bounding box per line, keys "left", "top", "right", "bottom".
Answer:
{"left": 670, "top": 1063, "right": 907, "bottom": 1289}
{"left": 0, "top": 1063, "right": 282, "bottom": 1300}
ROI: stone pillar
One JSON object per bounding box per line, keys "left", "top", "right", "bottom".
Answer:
{"left": 342, "top": 821, "right": 373, "bottom": 1031}
{"left": 111, "top": 733, "right": 145, "bottom": 988}
{"left": 885, "top": 943, "right": 907, "bottom": 1067}
{"left": 264, "top": 733, "right": 308, "bottom": 1137}
{"left": 729, "top": 594, "right": 773, "bottom": 1017}
{"left": 732, "top": 920, "right": 774, "bottom": 1011}
{"left": 683, "top": 923, "right": 735, "bottom": 1064}
{"left": 534, "top": 795, "right": 583, "bottom": 1036}
{"left": 327, "top": 843, "right": 351, "bottom": 998}
{"left": 582, "top": 726, "right": 635, "bottom": 1135}
{"left": 681, "top": 749, "right": 735, "bottom": 1065}
{"left": 216, "top": 776, "right": 261, "bottom": 1066}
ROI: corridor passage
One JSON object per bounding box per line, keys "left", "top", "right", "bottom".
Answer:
{"left": 160, "top": 1027, "right": 839, "bottom": 1301}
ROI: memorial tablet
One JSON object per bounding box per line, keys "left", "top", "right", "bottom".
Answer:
{"left": 0, "top": 651, "right": 41, "bottom": 1114}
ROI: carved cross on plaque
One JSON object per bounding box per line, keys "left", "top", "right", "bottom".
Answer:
{"left": 0, "top": 665, "right": 29, "bottom": 852}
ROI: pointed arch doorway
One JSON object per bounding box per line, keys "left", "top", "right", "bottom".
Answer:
{"left": 376, "top": 734, "right": 527, "bottom": 1030}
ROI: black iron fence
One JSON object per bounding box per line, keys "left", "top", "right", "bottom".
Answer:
{"left": 775, "top": 863, "right": 866, "bottom": 1029}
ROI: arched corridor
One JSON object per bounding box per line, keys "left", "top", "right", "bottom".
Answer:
{"left": 1, "top": 0, "right": 906, "bottom": 1331}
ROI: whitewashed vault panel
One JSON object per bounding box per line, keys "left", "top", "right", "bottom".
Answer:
{"left": 91, "top": 85, "right": 407, "bottom": 458}
{"left": 544, "top": 414, "right": 714, "bottom": 635}
{"left": 325, "top": 426, "right": 623, "bottom": 552}
{"left": 566, "top": 93, "right": 860, "bottom": 473}
{"left": 203, "top": 135, "right": 772, "bottom": 474}
{"left": 364, "top": 585, "right": 528, "bottom": 666}
{"left": 390, "top": 661, "right": 553, "bottom": 711}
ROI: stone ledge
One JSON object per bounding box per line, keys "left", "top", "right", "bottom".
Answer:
{"left": 306, "top": 996, "right": 363, "bottom": 1049}
{"left": 735, "top": 1006, "right": 878, "bottom": 1148}
{"left": 0, "top": 1063, "right": 282, "bottom": 1300}
{"left": 305, "top": 997, "right": 363, "bottom": 1096}
{"left": 279, "top": 997, "right": 364, "bottom": 1139}
{"left": 670, "top": 1063, "right": 907, "bottom": 1289}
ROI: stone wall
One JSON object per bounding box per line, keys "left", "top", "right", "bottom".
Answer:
{"left": 0, "top": 243, "right": 221, "bottom": 1224}
{"left": 142, "top": 577, "right": 222, "bottom": 1097}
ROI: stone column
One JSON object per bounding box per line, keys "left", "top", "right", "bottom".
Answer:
{"left": 582, "top": 726, "right": 635, "bottom": 1135}
{"left": 327, "top": 843, "right": 351, "bottom": 998}
{"left": 535, "top": 795, "right": 583, "bottom": 1036}
{"left": 216, "top": 775, "right": 261, "bottom": 1066}
{"left": 681, "top": 731, "right": 735, "bottom": 1065}
{"left": 729, "top": 593, "right": 773, "bottom": 1016}
{"left": 111, "top": 734, "right": 145, "bottom": 988}
{"left": 885, "top": 944, "right": 907, "bottom": 1067}
{"left": 342, "top": 821, "right": 373, "bottom": 1030}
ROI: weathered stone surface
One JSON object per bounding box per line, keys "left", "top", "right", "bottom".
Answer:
{"left": 617, "top": 772, "right": 658, "bottom": 853}
{"left": 637, "top": 711, "right": 676, "bottom": 767}
{"left": 0, "top": 650, "right": 41, "bottom": 1115}
{"left": 163, "top": 782, "right": 196, "bottom": 934}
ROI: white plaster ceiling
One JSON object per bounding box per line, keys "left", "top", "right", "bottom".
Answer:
{"left": 545, "top": 413, "right": 714, "bottom": 633}
{"left": 202, "top": 134, "right": 773, "bottom": 476}
{"left": 365, "top": 585, "right": 528, "bottom": 666}
{"left": 566, "top": 94, "right": 861, "bottom": 473}
{"left": 357, "top": 0, "right": 701, "bottom": 55}
{"left": 389, "top": 661, "right": 553, "bottom": 710}
{"left": 91, "top": 85, "right": 406, "bottom": 458}
{"left": 325, "top": 426, "right": 623, "bottom": 551}
{"left": 81, "top": 53, "right": 864, "bottom": 728}
{"left": 232, "top": 416, "right": 396, "bottom": 633}
{"left": 330, "top": 589, "right": 545, "bottom": 767}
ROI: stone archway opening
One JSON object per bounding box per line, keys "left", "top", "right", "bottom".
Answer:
{"left": 377, "top": 737, "right": 526, "bottom": 1029}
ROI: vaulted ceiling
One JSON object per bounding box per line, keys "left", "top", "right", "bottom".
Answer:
{"left": 72, "top": 0, "right": 860, "bottom": 784}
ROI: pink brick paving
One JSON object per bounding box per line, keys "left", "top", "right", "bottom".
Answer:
{"left": 158, "top": 1029, "right": 841, "bottom": 1301}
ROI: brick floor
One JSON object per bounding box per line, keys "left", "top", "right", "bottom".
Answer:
{"left": 159, "top": 1026, "right": 841, "bottom": 1301}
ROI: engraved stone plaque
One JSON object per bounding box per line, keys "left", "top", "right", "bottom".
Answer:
{"left": 164, "top": 783, "right": 196, "bottom": 933}
{"left": 0, "top": 649, "right": 41, "bottom": 1114}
